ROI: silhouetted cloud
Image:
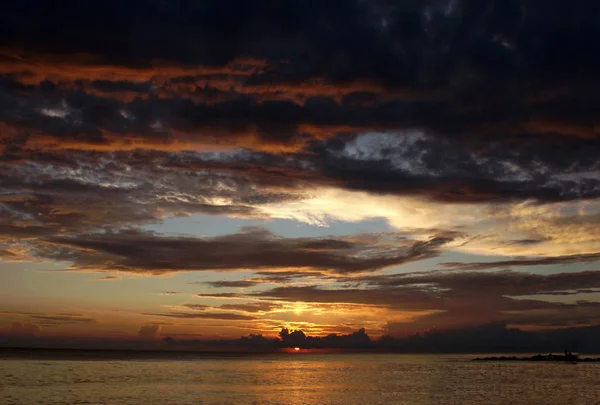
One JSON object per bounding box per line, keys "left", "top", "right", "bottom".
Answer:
{"left": 219, "top": 302, "right": 281, "bottom": 313}
{"left": 250, "top": 270, "right": 600, "bottom": 331}
{"left": 361, "top": 270, "right": 600, "bottom": 295}
{"left": 278, "top": 327, "right": 372, "bottom": 349}
{"left": 6, "top": 323, "right": 600, "bottom": 353}
{"left": 161, "top": 323, "right": 600, "bottom": 353}
{"left": 162, "top": 328, "right": 373, "bottom": 350}
{"left": 30, "top": 315, "right": 98, "bottom": 325}
{"left": 441, "top": 253, "right": 600, "bottom": 270}
{"left": 9, "top": 322, "right": 41, "bottom": 337}
{"left": 379, "top": 322, "right": 600, "bottom": 354}
{"left": 0, "top": 311, "right": 99, "bottom": 329}
{"left": 36, "top": 227, "right": 453, "bottom": 274}
{"left": 94, "top": 275, "right": 119, "bottom": 281}
{"left": 143, "top": 312, "right": 256, "bottom": 321}
{"left": 206, "top": 280, "right": 261, "bottom": 288}
{"left": 196, "top": 293, "right": 241, "bottom": 299}
{"left": 181, "top": 304, "right": 210, "bottom": 311}
{"left": 138, "top": 324, "right": 161, "bottom": 340}
{"left": 504, "top": 239, "right": 550, "bottom": 246}
{"left": 250, "top": 271, "right": 336, "bottom": 283}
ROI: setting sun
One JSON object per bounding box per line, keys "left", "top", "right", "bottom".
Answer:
{"left": 294, "top": 347, "right": 300, "bottom": 351}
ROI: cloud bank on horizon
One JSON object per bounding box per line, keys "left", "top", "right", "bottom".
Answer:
{"left": 2, "top": 0, "right": 600, "bottom": 347}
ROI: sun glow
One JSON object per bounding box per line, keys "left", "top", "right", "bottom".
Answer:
{"left": 293, "top": 302, "right": 306, "bottom": 315}
{"left": 294, "top": 347, "right": 300, "bottom": 351}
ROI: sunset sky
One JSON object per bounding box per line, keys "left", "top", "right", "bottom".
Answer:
{"left": 2, "top": 0, "right": 600, "bottom": 347}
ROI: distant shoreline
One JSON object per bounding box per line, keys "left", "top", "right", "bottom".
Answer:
{"left": 474, "top": 354, "right": 600, "bottom": 363}
{"left": 3, "top": 347, "right": 600, "bottom": 361}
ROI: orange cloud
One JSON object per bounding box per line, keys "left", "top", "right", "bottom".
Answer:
{"left": 524, "top": 119, "right": 598, "bottom": 139}
{"left": 0, "top": 49, "right": 265, "bottom": 84}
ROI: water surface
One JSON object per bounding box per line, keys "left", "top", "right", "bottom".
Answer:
{"left": 2, "top": 353, "right": 599, "bottom": 404}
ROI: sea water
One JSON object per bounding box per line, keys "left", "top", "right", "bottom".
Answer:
{"left": 2, "top": 352, "right": 600, "bottom": 405}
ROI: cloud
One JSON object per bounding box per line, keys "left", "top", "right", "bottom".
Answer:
{"left": 251, "top": 285, "right": 441, "bottom": 309}
{"left": 2, "top": 87, "right": 600, "bottom": 203}
{"left": 37, "top": 227, "right": 453, "bottom": 274}
{"left": 161, "top": 322, "right": 600, "bottom": 353}
{"left": 206, "top": 280, "right": 261, "bottom": 288}
{"left": 278, "top": 327, "right": 372, "bottom": 349}
{"left": 196, "top": 293, "right": 241, "bottom": 299}
{"left": 9, "top": 322, "right": 41, "bottom": 337}
{"left": 249, "top": 269, "right": 600, "bottom": 332}
{"left": 3, "top": 0, "right": 600, "bottom": 339}
{"left": 503, "top": 239, "right": 549, "bottom": 246}
{"left": 160, "top": 323, "right": 600, "bottom": 353}
{"left": 162, "top": 328, "right": 373, "bottom": 349}
{"left": 0, "top": 0, "right": 598, "bottom": 208}
{"left": 1, "top": 311, "right": 101, "bottom": 330}
{"left": 143, "top": 312, "right": 256, "bottom": 321}
{"left": 441, "top": 253, "right": 600, "bottom": 270}
{"left": 138, "top": 324, "right": 161, "bottom": 340}
{"left": 252, "top": 271, "right": 335, "bottom": 283}
{"left": 182, "top": 304, "right": 210, "bottom": 311}
{"left": 30, "top": 315, "right": 98, "bottom": 325}
{"left": 219, "top": 302, "right": 281, "bottom": 313}
{"left": 361, "top": 270, "right": 600, "bottom": 298}
{"left": 94, "top": 275, "right": 119, "bottom": 281}
{"left": 0, "top": 152, "right": 277, "bottom": 237}
{"left": 380, "top": 322, "right": 600, "bottom": 353}
{"left": 168, "top": 301, "right": 280, "bottom": 315}
{"left": 2, "top": 0, "right": 598, "bottom": 89}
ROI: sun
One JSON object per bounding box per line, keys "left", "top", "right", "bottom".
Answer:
{"left": 293, "top": 302, "right": 306, "bottom": 315}
{"left": 294, "top": 347, "right": 300, "bottom": 351}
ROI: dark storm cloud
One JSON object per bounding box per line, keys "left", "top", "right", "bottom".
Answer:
{"left": 5, "top": 95, "right": 600, "bottom": 203}
{"left": 0, "top": 0, "right": 598, "bottom": 142}
{"left": 39, "top": 227, "right": 453, "bottom": 274}
{"left": 308, "top": 134, "right": 600, "bottom": 203}
{"left": 90, "top": 80, "right": 153, "bottom": 95}
{"left": 3, "top": 0, "right": 599, "bottom": 87}
{"left": 1, "top": 0, "right": 600, "bottom": 207}
{"left": 0, "top": 0, "right": 455, "bottom": 77}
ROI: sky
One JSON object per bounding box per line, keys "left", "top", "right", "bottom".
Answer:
{"left": 2, "top": 0, "right": 600, "bottom": 349}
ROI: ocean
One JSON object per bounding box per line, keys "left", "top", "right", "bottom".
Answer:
{"left": 2, "top": 351, "right": 600, "bottom": 405}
